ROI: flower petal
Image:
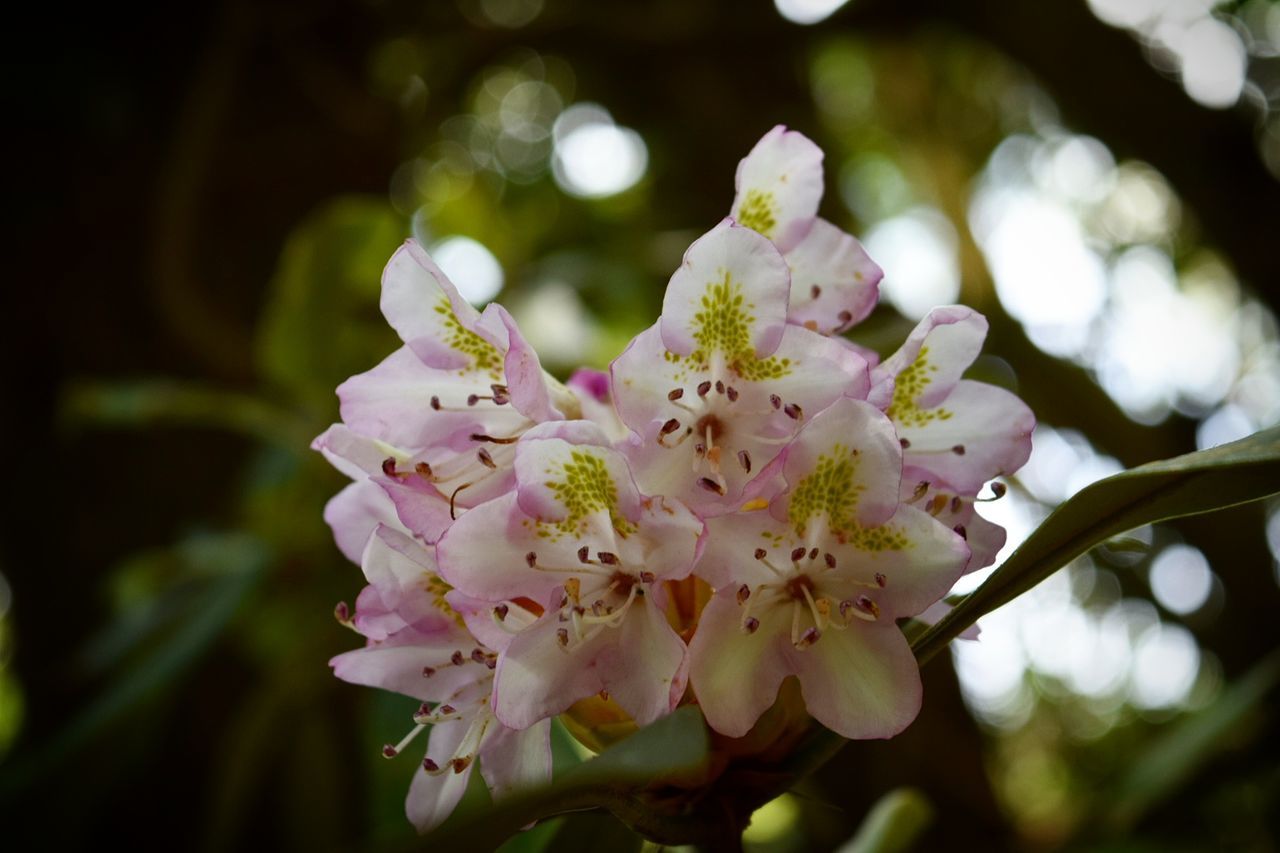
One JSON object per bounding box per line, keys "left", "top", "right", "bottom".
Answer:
{"left": 896, "top": 379, "right": 1035, "bottom": 493}
{"left": 784, "top": 218, "right": 882, "bottom": 335}
{"left": 406, "top": 720, "right": 474, "bottom": 832}
{"left": 478, "top": 718, "right": 553, "bottom": 802}
{"left": 775, "top": 397, "right": 903, "bottom": 531}
{"left": 437, "top": 493, "right": 559, "bottom": 604}
{"left": 878, "top": 306, "right": 986, "bottom": 411}
{"left": 324, "top": 479, "right": 405, "bottom": 564}
{"left": 791, "top": 623, "right": 921, "bottom": 740}
{"left": 688, "top": 591, "right": 792, "bottom": 737}
{"left": 513, "top": 435, "right": 643, "bottom": 529}
{"left": 730, "top": 125, "right": 824, "bottom": 252}
{"left": 329, "top": 631, "right": 483, "bottom": 703}
{"left": 660, "top": 219, "right": 791, "bottom": 360}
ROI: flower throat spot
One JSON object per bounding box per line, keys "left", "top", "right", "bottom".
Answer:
{"left": 736, "top": 189, "right": 779, "bottom": 238}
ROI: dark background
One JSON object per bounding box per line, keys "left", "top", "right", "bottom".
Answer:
{"left": 3, "top": 1, "right": 1278, "bottom": 850}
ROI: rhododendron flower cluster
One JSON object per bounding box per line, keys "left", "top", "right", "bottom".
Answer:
{"left": 317, "top": 127, "right": 1034, "bottom": 831}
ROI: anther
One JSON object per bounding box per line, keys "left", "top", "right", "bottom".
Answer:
{"left": 715, "top": 380, "right": 725, "bottom": 395}
{"left": 577, "top": 545, "right": 591, "bottom": 563}
{"left": 490, "top": 384, "right": 510, "bottom": 405}
{"left": 952, "top": 444, "right": 966, "bottom": 455}
{"left": 811, "top": 285, "right": 822, "bottom": 299}
{"left": 784, "top": 402, "right": 803, "bottom": 420}
{"left": 950, "top": 496, "right": 962, "bottom": 514}
{"left": 451, "top": 756, "right": 472, "bottom": 774}
{"left": 423, "top": 757, "right": 439, "bottom": 772}
{"left": 668, "top": 388, "right": 684, "bottom": 401}
{"left": 990, "top": 482, "right": 1007, "bottom": 499}
{"left": 875, "top": 573, "right": 886, "bottom": 587}
{"left": 698, "top": 477, "right": 726, "bottom": 496}
{"left": 660, "top": 418, "right": 681, "bottom": 435}
{"left": 639, "top": 571, "right": 656, "bottom": 584}
{"left": 737, "top": 584, "right": 751, "bottom": 604}
{"left": 422, "top": 666, "right": 435, "bottom": 677}
{"left": 598, "top": 551, "right": 619, "bottom": 565}
{"left": 471, "top": 649, "right": 487, "bottom": 664}
{"left": 838, "top": 310, "right": 853, "bottom": 326}
{"left": 697, "top": 381, "right": 712, "bottom": 397}
{"left": 754, "top": 548, "right": 768, "bottom": 560}
{"left": 790, "top": 546, "right": 807, "bottom": 562}
{"left": 382, "top": 745, "right": 399, "bottom": 758}
{"left": 726, "top": 386, "right": 739, "bottom": 402}
{"left": 557, "top": 628, "right": 569, "bottom": 647}
{"left": 808, "top": 547, "right": 819, "bottom": 561}
{"left": 467, "top": 394, "right": 480, "bottom": 406}
{"left": 439, "top": 705, "right": 456, "bottom": 716}
{"left": 738, "top": 450, "right": 752, "bottom": 472}
{"left": 900, "top": 438, "right": 911, "bottom": 449}
{"left": 415, "top": 462, "right": 434, "bottom": 478}
{"left": 857, "top": 595, "right": 880, "bottom": 618}
{"left": 334, "top": 601, "right": 351, "bottom": 623}
{"left": 430, "top": 396, "right": 441, "bottom": 410}
{"left": 912, "top": 481, "right": 930, "bottom": 501}
{"left": 381, "top": 458, "right": 398, "bottom": 477}
{"left": 477, "top": 448, "right": 496, "bottom": 469}
{"left": 450, "top": 651, "right": 465, "bottom": 666}
{"left": 525, "top": 551, "right": 537, "bottom": 567}
{"left": 769, "top": 393, "right": 782, "bottom": 409}
{"left": 824, "top": 553, "right": 836, "bottom": 568}
{"left": 743, "top": 616, "right": 760, "bottom": 634}
{"left": 797, "top": 627, "right": 820, "bottom": 648}
{"left": 954, "top": 524, "right": 967, "bottom": 540}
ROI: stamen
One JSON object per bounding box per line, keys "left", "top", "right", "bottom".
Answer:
{"left": 526, "top": 551, "right": 537, "bottom": 567}
{"left": 838, "top": 310, "right": 853, "bottom": 327}
{"left": 954, "top": 524, "right": 967, "bottom": 540}
{"left": 900, "top": 437, "right": 911, "bottom": 449}
{"left": 577, "top": 545, "right": 591, "bottom": 564}
{"left": 726, "top": 386, "right": 739, "bottom": 402}
{"left": 875, "top": 573, "right": 886, "bottom": 587}
{"left": 754, "top": 548, "right": 767, "bottom": 560}
{"left": 430, "top": 396, "right": 441, "bottom": 410}
{"left": 449, "top": 482, "right": 472, "bottom": 520}
{"left": 564, "top": 577, "right": 581, "bottom": 602}
{"left": 977, "top": 482, "right": 1007, "bottom": 502}
{"left": 639, "top": 571, "right": 656, "bottom": 583}
{"left": 477, "top": 448, "right": 497, "bottom": 469}
{"left": 950, "top": 496, "right": 962, "bottom": 514}
{"left": 737, "top": 584, "right": 750, "bottom": 604}
{"left": 737, "top": 449, "right": 752, "bottom": 472}
{"left": 450, "top": 651, "right": 465, "bottom": 666}
{"left": 824, "top": 553, "right": 836, "bottom": 569}
{"left": 715, "top": 380, "right": 725, "bottom": 395}
{"left": 557, "top": 628, "right": 570, "bottom": 647}
{"left": 668, "top": 388, "right": 684, "bottom": 401}
{"left": 743, "top": 616, "right": 760, "bottom": 633}
{"left": 381, "top": 458, "right": 398, "bottom": 477}
{"left": 493, "top": 604, "right": 509, "bottom": 621}
{"left": 911, "top": 481, "right": 930, "bottom": 502}
{"left": 415, "top": 461, "right": 434, "bottom": 479}
{"left": 471, "top": 433, "right": 519, "bottom": 445}
{"left": 697, "top": 380, "right": 712, "bottom": 397}
{"left": 383, "top": 723, "right": 428, "bottom": 758}
{"left": 334, "top": 601, "right": 352, "bottom": 625}
{"left": 660, "top": 418, "right": 681, "bottom": 435}
{"left": 796, "top": 626, "right": 820, "bottom": 648}
{"left": 790, "top": 546, "right": 807, "bottom": 563}
{"left": 597, "top": 551, "right": 619, "bottom": 565}
{"left": 784, "top": 402, "right": 803, "bottom": 420}
{"left": 951, "top": 444, "right": 966, "bottom": 455}
{"left": 808, "top": 547, "right": 819, "bottom": 561}
{"left": 769, "top": 393, "right": 782, "bottom": 410}
{"left": 422, "top": 666, "right": 435, "bottom": 677}
{"left": 489, "top": 384, "right": 510, "bottom": 405}
{"left": 811, "top": 285, "right": 822, "bottom": 299}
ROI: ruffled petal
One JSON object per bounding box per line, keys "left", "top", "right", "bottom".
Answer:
{"left": 604, "top": 596, "right": 690, "bottom": 725}
{"left": 513, "top": 435, "right": 643, "bottom": 528}
{"left": 730, "top": 125, "right": 824, "bottom": 253}
{"left": 329, "top": 632, "right": 484, "bottom": 703}
{"left": 878, "top": 306, "right": 986, "bottom": 410}
{"left": 323, "top": 479, "right": 405, "bottom": 564}
{"left": 660, "top": 219, "right": 791, "bottom": 360}
{"left": 436, "top": 493, "right": 560, "bottom": 603}
{"left": 491, "top": 611, "right": 614, "bottom": 730}
{"left": 688, "top": 592, "right": 791, "bottom": 737}
{"left": 897, "top": 379, "right": 1035, "bottom": 493}
{"left": 791, "top": 623, "right": 921, "bottom": 740}
{"left": 784, "top": 218, "right": 882, "bottom": 335}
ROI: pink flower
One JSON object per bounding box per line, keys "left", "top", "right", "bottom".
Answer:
{"left": 611, "top": 219, "right": 871, "bottom": 515}
{"left": 329, "top": 528, "right": 551, "bottom": 833}
{"left": 688, "top": 398, "right": 969, "bottom": 739}
{"left": 730, "top": 126, "right": 883, "bottom": 335}
{"left": 437, "top": 421, "right": 705, "bottom": 729}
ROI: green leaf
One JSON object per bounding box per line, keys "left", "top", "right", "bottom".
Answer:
{"left": 839, "top": 787, "right": 934, "bottom": 853}
{"left": 913, "top": 426, "right": 1280, "bottom": 664}
{"left": 255, "top": 196, "right": 406, "bottom": 411}
{"left": 1103, "top": 650, "right": 1280, "bottom": 831}
{"left": 409, "top": 706, "right": 711, "bottom": 851}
